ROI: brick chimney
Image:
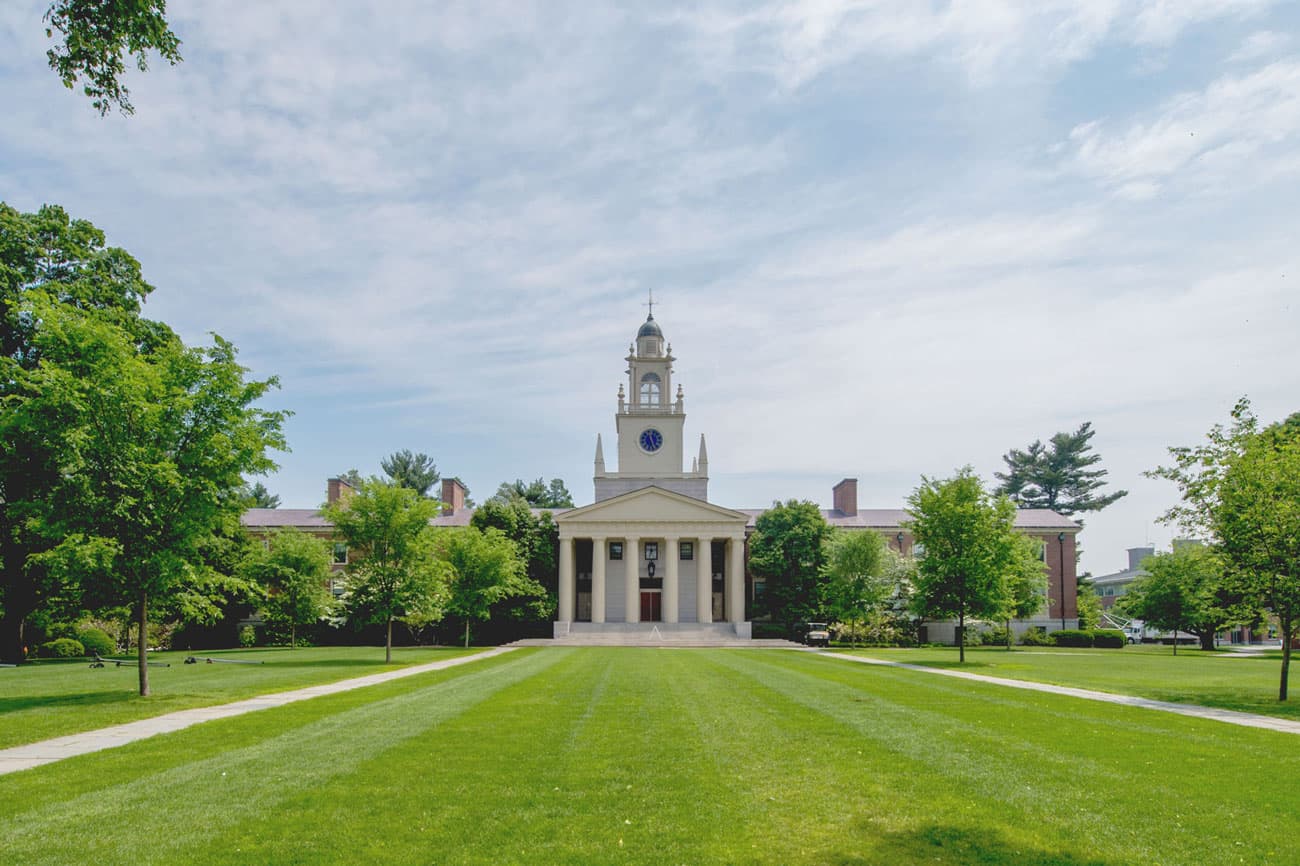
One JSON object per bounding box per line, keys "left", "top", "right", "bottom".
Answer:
{"left": 832, "top": 478, "right": 858, "bottom": 517}
{"left": 441, "top": 477, "right": 467, "bottom": 513}
{"left": 327, "top": 477, "right": 356, "bottom": 505}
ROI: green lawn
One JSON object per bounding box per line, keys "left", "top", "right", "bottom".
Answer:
{"left": 2, "top": 647, "right": 1296, "bottom": 865}
{"left": 0, "top": 645, "right": 479, "bottom": 749}
{"left": 843, "top": 645, "right": 1298, "bottom": 720}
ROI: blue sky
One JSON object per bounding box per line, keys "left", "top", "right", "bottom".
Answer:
{"left": 2, "top": 1, "right": 1298, "bottom": 577}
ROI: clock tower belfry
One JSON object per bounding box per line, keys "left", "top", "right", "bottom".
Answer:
{"left": 593, "top": 305, "right": 709, "bottom": 502}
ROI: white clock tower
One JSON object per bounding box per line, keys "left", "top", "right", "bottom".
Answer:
{"left": 593, "top": 304, "right": 709, "bottom": 502}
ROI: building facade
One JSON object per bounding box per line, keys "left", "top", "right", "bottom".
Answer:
{"left": 243, "top": 308, "right": 1082, "bottom": 642}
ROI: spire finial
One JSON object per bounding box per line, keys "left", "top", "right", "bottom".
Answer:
{"left": 642, "top": 288, "right": 656, "bottom": 319}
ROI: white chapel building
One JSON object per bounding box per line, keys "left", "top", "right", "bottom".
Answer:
{"left": 244, "top": 306, "right": 1082, "bottom": 644}
{"left": 553, "top": 310, "right": 753, "bottom": 639}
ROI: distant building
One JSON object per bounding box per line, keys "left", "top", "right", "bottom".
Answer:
{"left": 243, "top": 307, "right": 1083, "bottom": 642}
{"left": 1093, "top": 546, "right": 1154, "bottom": 609}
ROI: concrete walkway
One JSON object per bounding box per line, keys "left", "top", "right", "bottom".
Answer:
{"left": 0, "top": 647, "right": 516, "bottom": 776}
{"left": 822, "top": 652, "right": 1300, "bottom": 735}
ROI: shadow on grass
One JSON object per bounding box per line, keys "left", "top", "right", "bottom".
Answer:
{"left": 834, "top": 823, "right": 1118, "bottom": 866}
{"left": 0, "top": 690, "right": 136, "bottom": 714}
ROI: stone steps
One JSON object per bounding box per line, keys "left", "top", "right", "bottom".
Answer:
{"left": 507, "top": 621, "right": 804, "bottom": 648}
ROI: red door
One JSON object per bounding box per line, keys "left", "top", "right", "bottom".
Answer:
{"left": 640, "top": 592, "right": 662, "bottom": 622}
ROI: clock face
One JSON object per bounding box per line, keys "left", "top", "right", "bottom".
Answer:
{"left": 639, "top": 428, "right": 664, "bottom": 453}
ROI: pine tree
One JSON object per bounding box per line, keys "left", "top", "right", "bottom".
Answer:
{"left": 995, "top": 422, "right": 1127, "bottom": 518}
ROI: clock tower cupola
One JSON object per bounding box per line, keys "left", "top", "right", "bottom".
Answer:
{"left": 593, "top": 297, "right": 709, "bottom": 502}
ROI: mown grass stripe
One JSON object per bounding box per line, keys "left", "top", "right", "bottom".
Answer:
{"left": 0, "top": 649, "right": 560, "bottom": 866}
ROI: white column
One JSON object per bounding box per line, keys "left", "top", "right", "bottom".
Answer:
{"left": 663, "top": 535, "right": 679, "bottom": 624}
{"left": 591, "top": 537, "right": 606, "bottom": 624}
{"left": 727, "top": 535, "right": 745, "bottom": 623}
{"left": 558, "top": 535, "right": 575, "bottom": 623}
{"left": 696, "top": 537, "right": 712, "bottom": 624}
{"left": 625, "top": 535, "right": 640, "bottom": 623}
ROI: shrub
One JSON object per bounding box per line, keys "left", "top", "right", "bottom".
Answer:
{"left": 751, "top": 622, "right": 789, "bottom": 640}
{"left": 238, "top": 625, "right": 257, "bottom": 648}
{"left": 1020, "top": 628, "right": 1055, "bottom": 647}
{"left": 1091, "top": 629, "right": 1127, "bottom": 648}
{"left": 1050, "top": 629, "right": 1094, "bottom": 648}
{"left": 76, "top": 627, "right": 115, "bottom": 657}
{"left": 39, "top": 637, "right": 86, "bottom": 658}
{"left": 980, "top": 626, "right": 1011, "bottom": 646}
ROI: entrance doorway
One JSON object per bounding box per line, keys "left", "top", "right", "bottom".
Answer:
{"left": 639, "top": 591, "right": 662, "bottom": 622}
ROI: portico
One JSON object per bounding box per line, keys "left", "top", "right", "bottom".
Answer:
{"left": 555, "top": 486, "right": 749, "bottom": 629}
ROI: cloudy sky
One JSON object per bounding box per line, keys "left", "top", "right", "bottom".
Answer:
{"left": 2, "top": 1, "right": 1297, "bottom": 577}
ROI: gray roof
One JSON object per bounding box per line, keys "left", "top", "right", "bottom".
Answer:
{"left": 637, "top": 315, "right": 662, "bottom": 338}
{"left": 737, "top": 507, "right": 1079, "bottom": 532}
{"left": 244, "top": 505, "right": 1077, "bottom": 533}
{"left": 241, "top": 506, "right": 568, "bottom": 530}
{"left": 241, "top": 508, "right": 332, "bottom": 528}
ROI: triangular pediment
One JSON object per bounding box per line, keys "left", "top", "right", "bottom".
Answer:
{"left": 557, "top": 485, "right": 747, "bottom": 526}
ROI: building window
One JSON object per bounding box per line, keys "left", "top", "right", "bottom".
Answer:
{"left": 332, "top": 543, "right": 348, "bottom": 565}
{"left": 679, "top": 541, "right": 693, "bottom": 561}
{"left": 609, "top": 542, "right": 623, "bottom": 561}
{"left": 644, "top": 542, "right": 658, "bottom": 561}
{"left": 639, "top": 372, "right": 661, "bottom": 406}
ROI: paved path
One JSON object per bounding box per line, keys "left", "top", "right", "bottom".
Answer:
{"left": 822, "top": 652, "right": 1300, "bottom": 735}
{"left": 0, "top": 647, "right": 516, "bottom": 776}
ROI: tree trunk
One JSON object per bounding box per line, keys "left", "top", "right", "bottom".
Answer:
{"left": 385, "top": 617, "right": 393, "bottom": 664}
{"left": 958, "top": 609, "right": 965, "bottom": 664}
{"left": 1006, "top": 618, "right": 1013, "bottom": 651}
{"left": 291, "top": 621, "right": 296, "bottom": 649}
{"left": 1172, "top": 621, "right": 1178, "bottom": 656}
{"left": 137, "top": 591, "right": 150, "bottom": 697}
{"left": 1199, "top": 631, "right": 1216, "bottom": 652}
{"left": 1280, "top": 617, "right": 1292, "bottom": 702}
{"left": 0, "top": 609, "right": 28, "bottom": 664}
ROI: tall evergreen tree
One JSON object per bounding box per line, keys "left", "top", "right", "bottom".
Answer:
{"left": 490, "top": 477, "right": 574, "bottom": 508}
{"left": 381, "top": 450, "right": 439, "bottom": 497}
{"left": 995, "top": 422, "right": 1127, "bottom": 518}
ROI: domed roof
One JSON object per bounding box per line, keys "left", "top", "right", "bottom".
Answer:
{"left": 637, "top": 315, "right": 663, "bottom": 338}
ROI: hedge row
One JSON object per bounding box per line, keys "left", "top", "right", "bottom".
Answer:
{"left": 1047, "top": 628, "right": 1126, "bottom": 648}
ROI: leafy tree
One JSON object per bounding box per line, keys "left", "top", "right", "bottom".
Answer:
{"left": 1216, "top": 412, "right": 1300, "bottom": 697}
{"left": 906, "top": 468, "right": 1021, "bottom": 662}
{"left": 436, "top": 527, "right": 539, "bottom": 647}
{"left": 491, "top": 477, "right": 574, "bottom": 508}
{"left": 1148, "top": 400, "right": 1300, "bottom": 698}
{"left": 879, "top": 552, "right": 924, "bottom": 646}
{"left": 748, "top": 500, "right": 834, "bottom": 627}
{"left": 996, "top": 534, "right": 1048, "bottom": 650}
{"left": 381, "top": 450, "right": 439, "bottom": 497}
{"left": 43, "top": 0, "right": 182, "bottom": 115}
{"left": 469, "top": 497, "right": 558, "bottom": 622}
{"left": 1075, "top": 573, "right": 1103, "bottom": 631}
{"left": 323, "top": 478, "right": 449, "bottom": 662}
{"left": 1121, "top": 545, "right": 1236, "bottom": 654}
{"left": 241, "top": 528, "right": 334, "bottom": 648}
{"left": 16, "top": 297, "right": 284, "bottom": 694}
{"left": 241, "top": 481, "right": 280, "bottom": 509}
{"left": 0, "top": 203, "right": 154, "bottom": 663}
{"left": 995, "top": 422, "right": 1127, "bottom": 518}
{"left": 821, "top": 530, "right": 888, "bottom": 646}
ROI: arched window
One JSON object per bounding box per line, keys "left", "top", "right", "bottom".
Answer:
{"left": 639, "top": 372, "right": 661, "bottom": 406}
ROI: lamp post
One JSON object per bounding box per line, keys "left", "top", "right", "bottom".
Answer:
{"left": 1057, "top": 532, "right": 1067, "bottom": 630}
{"left": 896, "top": 532, "right": 905, "bottom": 554}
